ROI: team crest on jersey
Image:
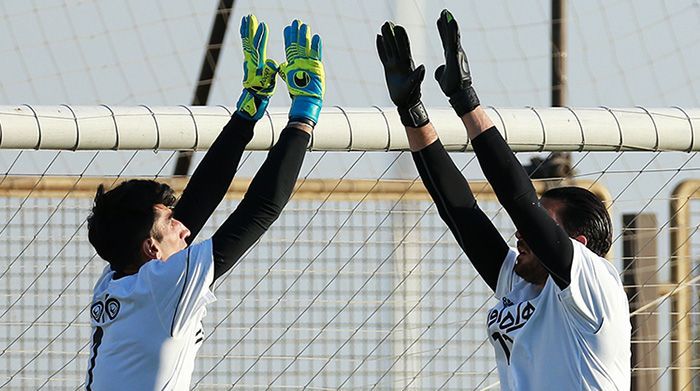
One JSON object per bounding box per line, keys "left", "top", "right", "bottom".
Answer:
{"left": 90, "top": 302, "right": 104, "bottom": 322}
{"left": 106, "top": 298, "right": 120, "bottom": 320}
{"left": 91, "top": 296, "right": 121, "bottom": 322}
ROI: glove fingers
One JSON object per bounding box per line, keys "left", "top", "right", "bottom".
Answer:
{"left": 376, "top": 34, "right": 388, "bottom": 65}
{"left": 254, "top": 22, "right": 267, "bottom": 60}
{"left": 248, "top": 14, "right": 259, "bottom": 41}
{"left": 393, "top": 24, "right": 414, "bottom": 68}
{"left": 446, "top": 12, "right": 461, "bottom": 46}
{"left": 283, "top": 25, "right": 292, "bottom": 51}
{"left": 278, "top": 62, "right": 288, "bottom": 82}
{"left": 311, "top": 34, "right": 322, "bottom": 61}
{"left": 299, "top": 23, "right": 310, "bottom": 55}
{"left": 265, "top": 58, "right": 279, "bottom": 73}
{"left": 438, "top": 9, "right": 460, "bottom": 52}
{"left": 240, "top": 15, "right": 248, "bottom": 39}
{"left": 380, "top": 22, "right": 398, "bottom": 62}
{"left": 283, "top": 21, "right": 298, "bottom": 58}
{"left": 291, "top": 19, "right": 300, "bottom": 49}
{"left": 434, "top": 64, "right": 445, "bottom": 82}
{"left": 409, "top": 64, "right": 426, "bottom": 86}
{"left": 437, "top": 10, "right": 449, "bottom": 50}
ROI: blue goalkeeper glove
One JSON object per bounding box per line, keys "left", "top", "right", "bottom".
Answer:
{"left": 279, "top": 19, "right": 325, "bottom": 126}
{"left": 236, "top": 14, "right": 279, "bottom": 121}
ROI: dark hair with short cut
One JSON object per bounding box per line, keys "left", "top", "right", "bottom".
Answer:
{"left": 541, "top": 186, "right": 612, "bottom": 257}
{"left": 87, "top": 180, "right": 176, "bottom": 271}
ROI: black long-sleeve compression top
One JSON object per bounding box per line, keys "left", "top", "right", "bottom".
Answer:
{"left": 471, "top": 127, "right": 573, "bottom": 289}
{"left": 412, "top": 140, "right": 508, "bottom": 291}
{"left": 210, "top": 128, "right": 309, "bottom": 281}
{"left": 414, "top": 128, "right": 574, "bottom": 290}
{"left": 173, "top": 112, "right": 309, "bottom": 282}
{"left": 174, "top": 113, "right": 254, "bottom": 244}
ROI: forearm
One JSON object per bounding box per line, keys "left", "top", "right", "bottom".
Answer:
{"left": 461, "top": 106, "right": 494, "bottom": 141}
{"left": 211, "top": 125, "right": 309, "bottom": 281}
{"left": 471, "top": 128, "right": 573, "bottom": 288}
{"left": 174, "top": 113, "right": 255, "bottom": 243}
{"left": 175, "top": 113, "right": 255, "bottom": 243}
{"left": 412, "top": 138, "right": 508, "bottom": 290}
{"left": 405, "top": 122, "right": 438, "bottom": 152}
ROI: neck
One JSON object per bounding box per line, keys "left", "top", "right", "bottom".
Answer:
{"left": 111, "top": 259, "right": 146, "bottom": 279}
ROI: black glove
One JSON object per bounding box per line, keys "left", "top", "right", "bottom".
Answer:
{"left": 376, "top": 22, "right": 429, "bottom": 128}
{"left": 435, "top": 9, "right": 480, "bottom": 116}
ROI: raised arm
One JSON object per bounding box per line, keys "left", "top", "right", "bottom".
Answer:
{"left": 174, "top": 114, "right": 253, "bottom": 244}
{"left": 210, "top": 19, "right": 324, "bottom": 281}
{"left": 376, "top": 21, "right": 508, "bottom": 290}
{"left": 174, "top": 15, "right": 279, "bottom": 243}
{"left": 434, "top": 10, "right": 573, "bottom": 288}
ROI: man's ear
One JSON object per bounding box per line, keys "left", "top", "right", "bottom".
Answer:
{"left": 574, "top": 234, "right": 588, "bottom": 246}
{"left": 141, "top": 237, "right": 160, "bottom": 260}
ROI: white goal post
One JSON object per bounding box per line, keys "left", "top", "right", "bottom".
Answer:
{"left": 1, "top": 105, "right": 698, "bottom": 152}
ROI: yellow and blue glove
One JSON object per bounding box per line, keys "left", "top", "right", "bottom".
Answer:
{"left": 236, "top": 14, "right": 279, "bottom": 121}
{"left": 279, "top": 20, "right": 325, "bottom": 126}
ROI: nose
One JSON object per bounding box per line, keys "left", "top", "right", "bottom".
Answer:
{"left": 174, "top": 219, "right": 191, "bottom": 240}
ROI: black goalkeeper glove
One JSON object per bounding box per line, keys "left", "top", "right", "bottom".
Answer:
{"left": 376, "top": 22, "right": 429, "bottom": 128}
{"left": 435, "top": 9, "right": 480, "bottom": 116}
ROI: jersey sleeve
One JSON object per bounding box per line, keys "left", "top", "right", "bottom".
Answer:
{"left": 556, "top": 239, "right": 624, "bottom": 332}
{"left": 494, "top": 248, "right": 519, "bottom": 299}
{"left": 142, "top": 239, "right": 217, "bottom": 337}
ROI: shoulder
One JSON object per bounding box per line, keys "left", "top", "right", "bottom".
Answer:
{"left": 139, "top": 239, "right": 214, "bottom": 287}
{"left": 569, "top": 239, "right": 621, "bottom": 285}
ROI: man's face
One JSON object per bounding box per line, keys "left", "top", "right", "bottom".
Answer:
{"left": 513, "top": 198, "right": 563, "bottom": 286}
{"left": 150, "top": 204, "right": 190, "bottom": 261}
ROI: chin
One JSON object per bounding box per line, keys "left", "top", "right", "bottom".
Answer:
{"left": 514, "top": 254, "right": 547, "bottom": 285}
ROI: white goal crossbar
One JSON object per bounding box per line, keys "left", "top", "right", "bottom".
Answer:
{"left": 0, "top": 105, "right": 697, "bottom": 152}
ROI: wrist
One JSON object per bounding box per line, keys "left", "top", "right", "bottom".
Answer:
{"left": 397, "top": 101, "right": 429, "bottom": 128}
{"left": 287, "top": 120, "right": 314, "bottom": 134}
{"left": 448, "top": 86, "right": 480, "bottom": 117}
{"left": 235, "top": 89, "right": 269, "bottom": 121}
{"left": 289, "top": 95, "right": 322, "bottom": 126}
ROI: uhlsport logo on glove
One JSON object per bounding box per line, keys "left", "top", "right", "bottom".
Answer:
{"left": 292, "top": 71, "right": 311, "bottom": 88}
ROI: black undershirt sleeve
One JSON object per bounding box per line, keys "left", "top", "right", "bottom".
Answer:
{"left": 210, "top": 127, "right": 309, "bottom": 282}
{"left": 412, "top": 139, "right": 509, "bottom": 291}
{"left": 174, "top": 113, "right": 255, "bottom": 244}
{"left": 471, "top": 127, "right": 573, "bottom": 289}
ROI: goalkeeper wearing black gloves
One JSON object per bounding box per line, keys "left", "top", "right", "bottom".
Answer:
{"left": 377, "top": 10, "right": 630, "bottom": 390}
{"left": 84, "top": 16, "right": 324, "bottom": 390}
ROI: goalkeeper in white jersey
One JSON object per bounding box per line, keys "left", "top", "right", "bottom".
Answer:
{"left": 84, "top": 15, "right": 325, "bottom": 390}
{"left": 377, "top": 10, "right": 631, "bottom": 390}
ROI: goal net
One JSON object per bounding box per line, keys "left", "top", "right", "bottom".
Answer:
{"left": 1, "top": 1, "right": 699, "bottom": 390}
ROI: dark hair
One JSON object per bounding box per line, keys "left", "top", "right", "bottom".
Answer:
{"left": 87, "top": 180, "right": 176, "bottom": 270}
{"left": 541, "top": 186, "right": 612, "bottom": 257}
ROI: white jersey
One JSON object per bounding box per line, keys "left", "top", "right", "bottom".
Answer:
{"left": 85, "top": 239, "right": 216, "bottom": 391}
{"left": 488, "top": 239, "right": 631, "bottom": 390}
